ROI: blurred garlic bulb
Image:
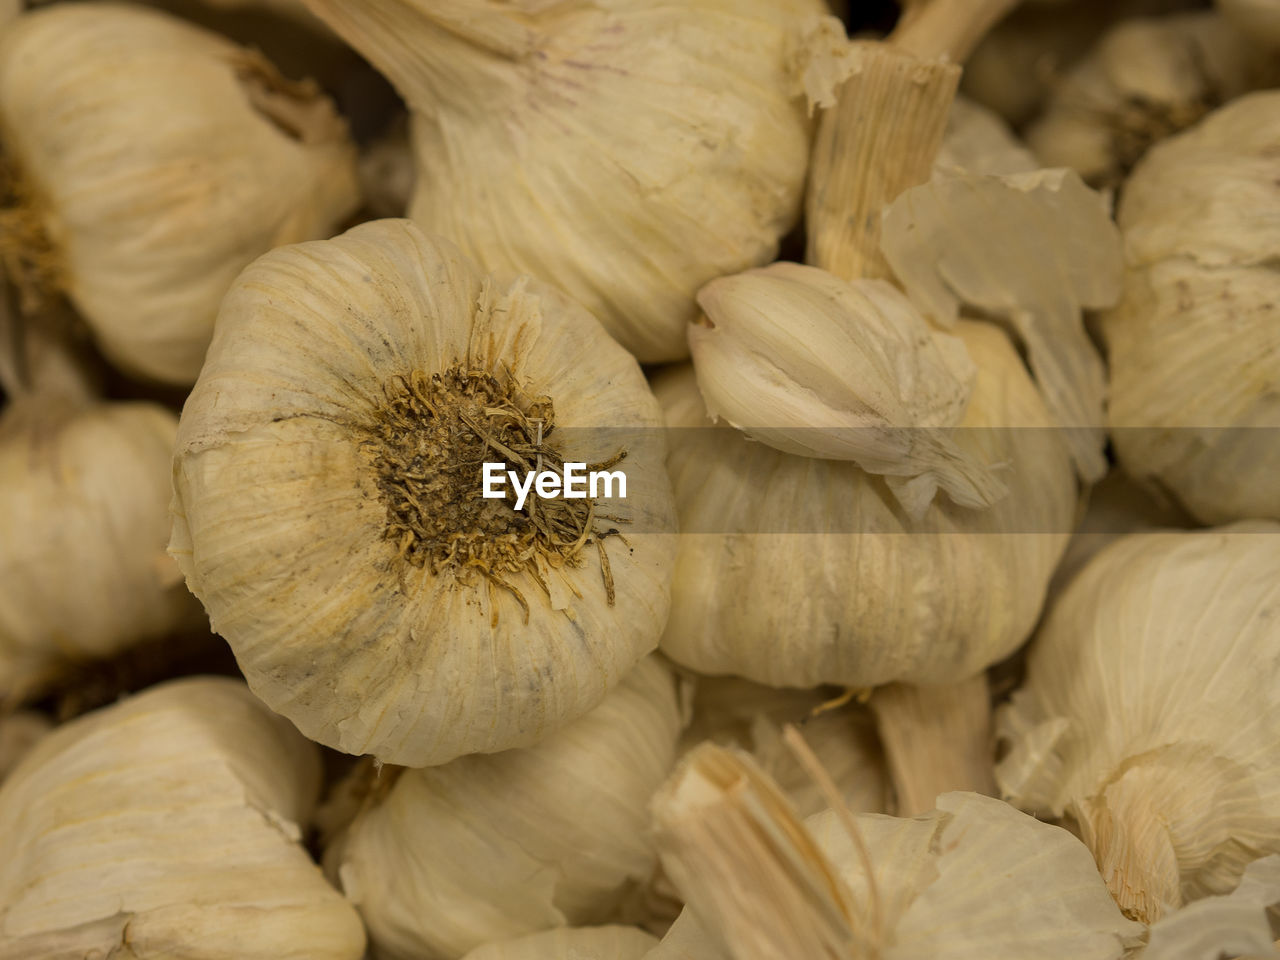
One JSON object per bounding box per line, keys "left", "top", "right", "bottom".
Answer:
{"left": 171, "top": 219, "right": 676, "bottom": 766}
{"left": 1026, "top": 12, "right": 1280, "bottom": 188}
{"left": 462, "top": 927, "right": 658, "bottom": 960}
{"left": 997, "top": 525, "right": 1280, "bottom": 924}
{"left": 325, "top": 656, "right": 682, "bottom": 960}
{"left": 360, "top": 116, "right": 415, "bottom": 219}
{"left": 657, "top": 318, "right": 1075, "bottom": 689}
{"left": 1103, "top": 92, "right": 1280, "bottom": 524}
{"left": 691, "top": 263, "right": 1005, "bottom": 518}
{"left": 880, "top": 166, "right": 1123, "bottom": 481}
{"left": 0, "top": 2, "right": 359, "bottom": 384}
{"left": 0, "top": 676, "right": 366, "bottom": 959}
{"left": 0, "top": 395, "right": 202, "bottom": 702}
{"left": 935, "top": 95, "right": 1039, "bottom": 176}
{"left": 1218, "top": 0, "right": 1280, "bottom": 47}
{"left": 300, "top": 0, "right": 823, "bottom": 362}
{"left": 0, "top": 711, "right": 48, "bottom": 783}
{"left": 680, "top": 676, "right": 889, "bottom": 818}
{"left": 652, "top": 742, "right": 1143, "bottom": 960}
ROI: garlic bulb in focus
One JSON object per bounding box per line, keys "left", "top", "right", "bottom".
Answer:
{"left": 0, "top": 3, "right": 359, "bottom": 384}
{"left": 997, "top": 525, "right": 1280, "bottom": 923}
{"left": 171, "top": 219, "right": 676, "bottom": 766}
{"left": 462, "top": 927, "right": 658, "bottom": 960}
{"left": 1103, "top": 92, "right": 1280, "bottom": 523}
{"left": 301, "top": 0, "right": 823, "bottom": 362}
{"left": 325, "top": 656, "right": 682, "bottom": 960}
{"left": 0, "top": 398, "right": 202, "bottom": 702}
{"left": 657, "top": 319, "right": 1076, "bottom": 689}
{"left": 0, "top": 677, "right": 366, "bottom": 959}
{"left": 1026, "top": 12, "right": 1280, "bottom": 188}
{"left": 651, "top": 743, "right": 1143, "bottom": 960}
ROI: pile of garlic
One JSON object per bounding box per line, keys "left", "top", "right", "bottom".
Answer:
{"left": 1, "top": 1, "right": 1279, "bottom": 958}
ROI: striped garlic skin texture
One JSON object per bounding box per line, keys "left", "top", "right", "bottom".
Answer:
{"left": 460, "top": 926, "right": 658, "bottom": 960}
{"left": 1104, "top": 92, "right": 1280, "bottom": 524}
{"left": 655, "top": 319, "right": 1076, "bottom": 688}
{"left": 300, "top": 0, "right": 823, "bottom": 363}
{"left": 326, "top": 656, "right": 682, "bottom": 960}
{"left": 0, "top": 677, "right": 366, "bottom": 960}
{"left": 170, "top": 219, "right": 677, "bottom": 767}
{"left": 997, "top": 525, "right": 1280, "bottom": 924}
{"left": 0, "top": 402, "right": 200, "bottom": 693}
{"left": 0, "top": 2, "right": 359, "bottom": 385}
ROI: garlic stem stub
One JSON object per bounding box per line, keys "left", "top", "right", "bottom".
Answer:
{"left": 300, "top": 0, "right": 823, "bottom": 362}
{"left": 0, "top": 2, "right": 359, "bottom": 385}
{"left": 170, "top": 218, "right": 677, "bottom": 767}
{"left": 0, "top": 676, "right": 366, "bottom": 960}
{"left": 997, "top": 525, "right": 1280, "bottom": 924}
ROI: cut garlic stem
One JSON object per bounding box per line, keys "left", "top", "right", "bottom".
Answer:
{"left": 895, "top": 0, "right": 1027, "bottom": 63}
{"left": 869, "top": 673, "right": 997, "bottom": 817}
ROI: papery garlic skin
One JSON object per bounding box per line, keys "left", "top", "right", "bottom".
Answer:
{"left": 0, "top": 677, "right": 366, "bottom": 960}
{"left": 1103, "top": 92, "right": 1280, "bottom": 524}
{"left": 0, "top": 401, "right": 201, "bottom": 697}
{"left": 462, "top": 926, "right": 658, "bottom": 960}
{"left": 326, "top": 657, "right": 682, "bottom": 960}
{"left": 656, "top": 319, "right": 1076, "bottom": 688}
{"left": 302, "top": 0, "right": 822, "bottom": 362}
{"left": 171, "top": 218, "right": 676, "bottom": 767}
{"left": 997, "top": 526, "right": 1280, "bottom": 924}
{"left": 0, "top": 3, "right": 359, "bottom": 384}
{"left": 691, "top": 263, "right": 1004, "bottom": 518}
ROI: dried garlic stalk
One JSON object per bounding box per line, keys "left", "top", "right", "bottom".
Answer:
{"left": 1026, "top": 12, "right": 1280, "bottom": 188}
{"left": 171, "top": 219, "right": 676, "bottom": 766}
{"left": 0, "top": 677, "right": 366, "bottom": 960}
{"left": 1103, "top": 92, "right": 1280, "bottom": 524}
{"left": 325, "top": 657, "right": 682, "bottom": 960}
{"left": 300, "top": 0, "right": 824, "bottom": 362}
{"left": 650, "top": 741, "right": 1143, "bottom": 960}
{"left": 997, "top": 526, "right": 1280, "bottom": 924}
{"left": 0, "top": 3, "right": 358, "bottom": 384}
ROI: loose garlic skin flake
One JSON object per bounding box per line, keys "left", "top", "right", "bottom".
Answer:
{"left": 0, "top": 3, "right": 359, "bottom": 384}
{"left": 1104, "top": 92, "right": 1280, "bottom": 524}
{"left": 171, "top": 219, "right": 676, "bottom": 767}
{"left": 657, "top": 320, "right": 1076, "bottom": 688}
{"left": 326, "top": 657, "right": 682, "bottom": 960}
{"left": 997, "top": 525, "right": 1280, "bottom": 924}
{"left": 0, "top": 677, "right": 366, "bottom": 960}
{"left": 301, "top": 0, "right": 823, "bottom": 362}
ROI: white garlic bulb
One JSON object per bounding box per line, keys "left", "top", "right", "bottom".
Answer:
{"left": 1103, "top": 92, "right": 1280, "bottom": 524}
{"left": 0, "top": 2, "right": 359, "bottom": 384}
{"left": 656, "top": 319, "right": 1076, "bottom": 689}
{"left": 325, "top": 656, "right": 682, "bottom": 960}
{"left": 997, "top": 525, "right": 1280, "bottom": 923}
{"left": 1026, "top": 12, "right": 1280, "bottom": 188}
{"left": 652, "top": 743, "right": 1143, "bottom": 960}
{"left": 461, "top": 927, "right": 659, "bottom": 960}
{"left": 0, "top": 676, "right": 366, "bottom": 959}
{"left": 300, "top": 0, "right": 823, "bottom": 362}
{"left": 171, "top": 218, "right": 677, "bottom": 767}
{"left": 0, "top": 398, "right": 202, "bottom": 701}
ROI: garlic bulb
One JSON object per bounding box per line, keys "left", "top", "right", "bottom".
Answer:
{"left": 690, "top": 263, "right": 1005, "bottom": 518}
{"left": 360, "top": 116, "right": 415, "bottom": 219}
{"left": 0, "top": 2, "right": 359, "bottom": 384}
{"left": 935, "top": 95, "right": 1039, "bottom": 177}
{"left": 1217, "top": 0, "right": 1280, "bottom": 47}
{"left": 657, "top": 318, "right": 1076, "bottom": 689}
{"left": 171, "top": 218, "right": 676, "bottom": 766}
{"left": 300, "top": 0, "right": 823, "bottom": 362}
{"left": 652, "top": 742, "right": 1143, "bottom": 960}
{"left": 997, "top": 525, "right": 1280, "bottom": 924}
{"left": 1103, "top": 92, "right": 1280, "bottom": 524}
{"left": 0, "top": 676, "right": 366, "bottom": 959}
{"left": 461, "top": 927, "right": 659, "bottom": 960}
{"left": 325, "top": 656, "right": 682, "bottom": 960}
{"left": 0, "top": 398, "right": 202, "bottom": 702}
{"left": 1026, "top": 12, "right": 1280, "bottom": 188}
{"left": 0, "top": 711, "right": 48, "bottom": 783}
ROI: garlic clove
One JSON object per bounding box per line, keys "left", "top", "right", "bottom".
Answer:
{"left": 880, "top": 166, "right": 1123, "bottom": 481}
{"left": 0, "top": 3, "right": 359, "bottom": 384}
{"left": 0, "top": 676, "right": 366, "bottom": 960}
{"left": 325, "top": 656, "right": 683, "bottom": 960}
{"left": 690, "top": 261, "right": 1005, "bottom": 518}
{"left": 300, "top": 0, "right": 824, "bottom": 362}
